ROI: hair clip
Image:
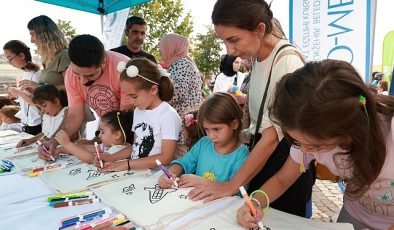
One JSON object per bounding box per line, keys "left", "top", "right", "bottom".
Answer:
{"left": 117, "top": 61, "right": 159, "bottom": 85}
{"left": 184, "top": 113, "right": 197, "bottom": 127}
{"left": 158, "top": 65, "right": 170, "bottom": 77}
{"left": 359, "top": 95, "right": 370, "bottom": 127}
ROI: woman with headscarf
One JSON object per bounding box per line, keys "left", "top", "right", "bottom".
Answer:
{"left": 160, "top": 33, "right": 204, "bottom": 157}
{"left": 213, "top": 54, "right": 245, "bottom": 93}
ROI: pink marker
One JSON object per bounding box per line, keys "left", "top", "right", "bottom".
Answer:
{"left": 94, "top": 142, "right": 103, "bottom": 168}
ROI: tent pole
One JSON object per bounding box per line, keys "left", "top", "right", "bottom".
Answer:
{"left": 100, "top": 14, "right": 104, "bottom": 34}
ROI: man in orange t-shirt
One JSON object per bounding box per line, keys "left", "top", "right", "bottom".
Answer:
{"left": 38, "top": 34, "right": 132, "bottom": 159}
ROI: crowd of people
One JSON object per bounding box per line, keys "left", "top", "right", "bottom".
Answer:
{"left": 1, "top": 0, "right": 393, "bottom": 229}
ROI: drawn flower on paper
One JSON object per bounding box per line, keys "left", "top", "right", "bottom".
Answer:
{"left": 69, "top": 168, "right": 82, "bottom": 176}
{"left": 375, "top": 191, "right": 392, "bottom": 202}
{"left": 122, "top": 184, "right": 135, "bottom": 195}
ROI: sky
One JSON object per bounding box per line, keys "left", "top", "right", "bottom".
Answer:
{"left": 0, "top": 0, "right": 393, "bottom": 65}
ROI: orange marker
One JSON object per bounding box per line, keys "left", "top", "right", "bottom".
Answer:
{"left": 239, "top": 186, "right": 265, "bottom": 230}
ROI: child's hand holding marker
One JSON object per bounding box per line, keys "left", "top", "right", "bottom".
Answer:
{"left": 237, "top": 186, "right": 265, "bottom": 230}
{"left": 94, "top": 142, "right": 104, "bottom": 168}
{"left": 37, "top": 140, "right": 55, "bottom": 161}
{"left": 156, "top": 159, "right": 178, "bottom": 188}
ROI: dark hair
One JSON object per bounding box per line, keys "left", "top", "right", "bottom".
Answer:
{"left": 68, "top": 34, "right": 104, "bottom": 68}
{"left": 126, "top": 16, "right": 146, "bottom": 30}
{"left": 0, "top": 105, "right": 21, "bottom": 123}
{"left": 269, "top": 59, "right": 392, "bottom": 198}
{"left": 120, "top": 58, "right": 174, "bottom": 102}
{"left": 198, "top": 92, "right": 243, "bottom": 138}
{"left": 184, "top": 110, "right": 203, "bottom": 148}
{"left": 0, "top": 96, "right": 16, "bottom": 109}
{"left": 3, "top": 40, "right": 40, "bottom": 72}
{"left": 379, "top": 80, "right": 388, "bottom": 91}
{"left": 32, "top": 84, "right": 68, "bottom": 107}
{"left": 101, "top": 110, "right": 134, "bottom": 144}
{"left": 212, "top": 0, "right": 273, "bottom": 34}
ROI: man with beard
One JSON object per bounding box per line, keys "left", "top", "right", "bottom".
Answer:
{"left": 37, "top": 34, "right": 133, "bottom": 160}
{"left": 111, "top": 16, "right": 157, "bottom": 63}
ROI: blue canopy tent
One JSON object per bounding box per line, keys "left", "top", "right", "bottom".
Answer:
{"left": 35, "top": 0, "right": 152, "bottom": 31}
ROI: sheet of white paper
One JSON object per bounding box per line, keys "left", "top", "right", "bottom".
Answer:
{"left": 6, "top": 153, "right": 82, "bottom": 173}
{"left": 39, "top": 163, "right": 151, "bottom": 193}
{"left": 93, "top": 173, "right": 216, "bottom": 229}
{"left": 0, "top": 130, "right": 19, "bottom": 137}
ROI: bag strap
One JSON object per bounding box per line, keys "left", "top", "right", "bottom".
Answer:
{"left": 251, "top": 44, "right": 298, "bottom": 147}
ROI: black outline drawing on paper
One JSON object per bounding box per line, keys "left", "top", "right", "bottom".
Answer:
{"left": 69, "top": 168, "right": 82, "bottom": 176}
{"left": 86, "top": 169, "right": 112, "bottom": 180}
{"left": 122, "top": 184, "right": 135, "bottom": 195}
{"left": 144, "top": 184, "right": 177, "bottom": 204}
{"left": 123, "top": 171, "right": 134, "bottom": 176}
{"left": 179, "top": 194, "right": 188, "bottom": 199}
{"left": 111, "top": 174, "right": 120, "bottom": 179}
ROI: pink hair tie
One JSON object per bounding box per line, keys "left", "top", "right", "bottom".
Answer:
{"left": 184, "top": 113, "right": 197, "bottom": 127}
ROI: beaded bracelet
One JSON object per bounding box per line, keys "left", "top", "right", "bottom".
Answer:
{"left": 250, "top": 189, "right": 270, "bottom": 212}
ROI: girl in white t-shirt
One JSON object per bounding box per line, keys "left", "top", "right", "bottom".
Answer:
{"left": 237, "top": 60, "right": 394, "bottom": 230}
{"left": 95, "top": 58, "right": 181, "bottom": 172}
{"left": 16, "top": 84, "right": 68, "bottom": 148}
{"left": 54, "top": 110, "right": 132, "bottom": 163}
{"left": 3, "top": 40, "right": 42, "bottom": 135}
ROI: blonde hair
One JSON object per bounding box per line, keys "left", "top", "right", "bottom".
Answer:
{"left": 0, "top": 105, "right": 21, "bottom": 123}
{"left": 27, "top": 15, "right": 68, "bottom": 66}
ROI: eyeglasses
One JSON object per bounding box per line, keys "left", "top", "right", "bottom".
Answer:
{"left": 7, "top": 55, "right": 18, "bottom": 63}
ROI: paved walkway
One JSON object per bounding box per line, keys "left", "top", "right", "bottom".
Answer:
{"left": 311, "top": 180, "right": 344, "bottom": 222}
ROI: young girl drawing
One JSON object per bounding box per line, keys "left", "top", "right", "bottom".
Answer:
{"left": 159, "top": 92, "right": 249, "bottom": 189}
{"left": 0, "top": 105, "right": 23, "bottom": 132}
{"left": 237, "top": 60, "right": 394, "bottom": 230}
{"left": 3, "top": 40, "right": 42, "bottom": 135}
{"left": 16, "top": 84, "right": 68, "bottom": 148}
{"left": 95, "top": 58, "right": 181, "bottom": 171}
{"left": 54, "top": 111, "right": 133, "bottom": 163}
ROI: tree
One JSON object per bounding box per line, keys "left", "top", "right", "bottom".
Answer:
{"left": 191, "top": 26, "right": 222, "bottom": 78}
{"left": 57, "top": 20, "right": 77, "bottom": 42}
{"left": 130, "top": 0, "right": 194, "bottom": 59}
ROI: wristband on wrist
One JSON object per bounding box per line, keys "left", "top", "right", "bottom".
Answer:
{"left": 250, "top": 189, "right": 270, "bottom": 212}
{"left": 251, "top": 197, "right": 261, "bottom": 208}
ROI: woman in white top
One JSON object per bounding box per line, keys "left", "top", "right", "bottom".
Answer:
{"left": 213, "top": 55, "right": 245, "bottom": 93}
{"left": 3, "top": 40, "right": 42, "bottom": 135}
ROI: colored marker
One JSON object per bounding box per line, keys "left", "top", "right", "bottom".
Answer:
{"left": 75, "top": 214, "right": 125, "bottom": 230}
{"left": 94, "top": 142, "right": 103, "bottom": 168}
{"left": 59, "top": 214, "right": 110, "bottom": 230}
{"left": 0, "top": 165, "right": 11, "bottom": 173}
{"left": 48, "top": 191, "right": 93, "bottom": 202}
{"left": 53, "top": 198, "right": 100, "bottom": 208}
{"left": 60, "top": 208, "right": 112, "bottom": 227}
{"left": 2, "top": 159, "right": 14, "bottom": 169}
{"left": 60, "top": 207, "right": 108, "bottom": 223}
{"left": 239, "top": 186, "right": 265, "bottom": 230}
{"left": 50, "top": 195, "right": 96, "bottom": 206}
{"left": 155, "top": 159, "right": 178, "bottom": 187}
{"left": 27, "top": 164, "right": 66, "bottom": 177}
{"left": 37, "top": 140, "right": 55, "bottom": 161}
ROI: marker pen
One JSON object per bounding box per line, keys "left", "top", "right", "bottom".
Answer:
{"left": 155, "top": 159, "right": 178, "bottom": 187}
{"left": 37, "top": 140, "right": 55, "bottom": 161}
{"left": 239, "top": 186, "right": 265, "bottom": 230}
{"left": 94, "top": 142, "right": 103, "bottom": 168}
{"left": 53, "top": 198, "right": 100, "bottom": 208}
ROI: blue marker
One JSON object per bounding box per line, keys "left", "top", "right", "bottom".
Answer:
{"left": 2, "top": 160, "right": 14, "bottom": 169}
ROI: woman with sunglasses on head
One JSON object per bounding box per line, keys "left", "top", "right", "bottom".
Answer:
{"left": 18, "top": 15, "right": 69, "bottom": 93}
